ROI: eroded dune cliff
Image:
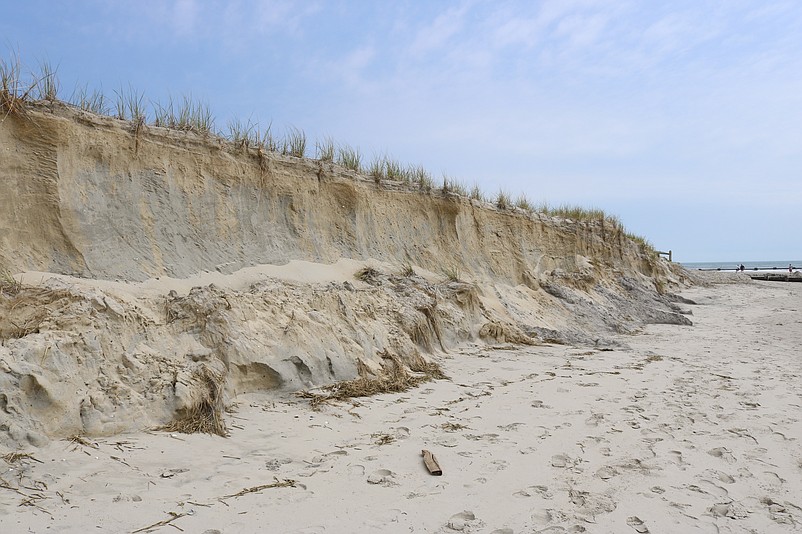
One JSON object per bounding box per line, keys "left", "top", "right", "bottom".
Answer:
{"left": 0, "top": 102, "right": 690, "bottom": 447}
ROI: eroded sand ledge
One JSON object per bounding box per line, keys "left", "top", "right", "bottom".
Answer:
{"left": 1, "top": 103, "right": 694, "bottom": 447}
{"left": 1, "top": 280, "right": 800, "bottom": 532}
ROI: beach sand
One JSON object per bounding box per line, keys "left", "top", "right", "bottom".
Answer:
{"left": 2, "top": 279, "right": 800, "bottom": 533}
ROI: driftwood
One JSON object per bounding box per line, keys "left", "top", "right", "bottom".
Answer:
{"left": 421, "top": 449, "right": 442, "bottom": 476}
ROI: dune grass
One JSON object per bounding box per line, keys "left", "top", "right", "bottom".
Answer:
{"left": 0, "top": 52, "right": 37, "bottom": 116}
{"left": 70, "top": 85, "right": 109, "bottom": 115}
{"left": 153, "top": 95, "right": 214, "bottom": 134}
{"left": 337, "top": 144, "right": 361, "bottom": 172}
{"left": 316, "top": 136, "right": 335, "bottom": 161}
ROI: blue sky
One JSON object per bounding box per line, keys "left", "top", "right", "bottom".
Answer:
{"left": 3, "top": 0, "right": 801, "bottom": 262}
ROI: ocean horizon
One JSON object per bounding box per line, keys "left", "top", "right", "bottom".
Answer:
{"left": 681, "top": 260, "right": 802, "bottom": 271}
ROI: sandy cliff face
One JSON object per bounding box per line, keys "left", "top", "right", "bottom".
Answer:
{"left": 2, "top": 103, "right": 657, "bottom": 284}
{"left": 0, "top": 103, "right": 690, "bottom": 447}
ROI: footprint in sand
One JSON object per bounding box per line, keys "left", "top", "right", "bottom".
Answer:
{"left": 595, "top": 466, "right": 617, "bottom": 480}
{"left": 392, "top": 426, "right": 411, "bottom": 440}
{"left": 497, "top": 422, "right": 525, "bottom": 432}
{"left": 694, "top": 480, "right": 729, "bottom": 499}
{"left": 446, "top": 510, "right": 481, "bottom": 531}
{"left": 348, "top": 464, "right": 365, "bottom": 477}
{"left": 707, "top": 447, "right": 736, "bottom": 463}
{"left": 489, "top": 459, "right": 509, "bottom": 471}
{"left": 703, "top": 469, "right": 735, "bottom": 484}
{"left": 437, "top": 437, "right": 460, "bottom": 448}
{"left": 585, "top": 413, "right": 605, "bottom": 426}
{"left": 710, "top": 501, "right": 749, "bottom": 519}
{"left": 514, "top": 485, "right": 553, "bottom": 499}
{"left": 367, "top": 468, "right": 397, "bottom": 486}
{"left": 626, "top": 516, "right": 650, "bottom": 533}
{"left": 667, "top": 450, "right": 686, "bottom": 469}
{"left": 551, "top": 454, "right": 579, "bottom": 469}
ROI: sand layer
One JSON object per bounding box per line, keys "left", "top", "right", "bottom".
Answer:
{"left": 2, "top": 279, "right": 799, "bottom": 533}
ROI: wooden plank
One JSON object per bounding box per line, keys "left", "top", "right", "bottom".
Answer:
{"left": 421, "top": 449, "right": 442, "bottom": 476}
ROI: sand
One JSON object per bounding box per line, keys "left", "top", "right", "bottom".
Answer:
{"left": 1, "top": 279, "right": 800, "bottom": 533}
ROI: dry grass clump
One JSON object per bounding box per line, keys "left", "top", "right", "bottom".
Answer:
{"left": 158, "top": 366, "right": 228, "bottom": 437}
{"left": 442, "top": 265, "right": 462, "bottom": 283}
{"left": 0, "top": 268, "right": 21, "bottom": 296}
{"left": 300, "top": 352, "right": 445, "bottom": 410}
{"left": 355, "top": 266, "right": 381, "bottom": 283}
{"left": 2, "top": 452, "right": 41, "bottom": 464}
{"left": 400, "top": 262, "right": 415, "bottom": 277}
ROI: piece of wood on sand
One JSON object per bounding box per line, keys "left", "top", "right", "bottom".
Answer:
{"left": 421, "top": 449, "right": 442, "bottom": 476}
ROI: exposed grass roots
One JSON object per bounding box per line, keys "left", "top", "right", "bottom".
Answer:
{"left": 299, "top": 352, "right": 446, "bottom": 410}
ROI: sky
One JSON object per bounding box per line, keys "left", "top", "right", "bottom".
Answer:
{"left": 2, "top": 0, "right": 801, "bottom": 262}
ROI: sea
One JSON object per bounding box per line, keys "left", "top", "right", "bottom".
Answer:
{"left": 682, "top": 260, "right": 802, "bottom": 272}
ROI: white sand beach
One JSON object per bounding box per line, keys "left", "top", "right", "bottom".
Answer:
{"left": 2, "top": 278, "right": 800, "bottom": 533}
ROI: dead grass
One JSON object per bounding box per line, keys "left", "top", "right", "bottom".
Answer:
{"left": 0, "top": 268, "right": 21, "bottom": 296}
{"left": 355, "top": 266, "right": 381, "bottom": 283}
{"left": 298, "top": 351, "right": 446, "bottom": 410}
{"left": 2, "top": 452, "right": 42, "bottom": 464}
{"left": 158, "top": 366, "right": 228, "bottom": 437}
{"left": 372, "top": 433, "right": 395, "bottom": 445}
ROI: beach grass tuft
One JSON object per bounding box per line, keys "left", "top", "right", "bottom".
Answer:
{"left": 0, "top": 52, "right": 37, "bottom": 116}
{"left": 316, "top": 137, "right": 335, "bottom": 162}
{"left": 114, "top": 85, "right": 146, "bottom": 123}
{"left": 496, "top": 190, "right": 511, "bottom": 210}
{"left": 337, "top": 144, "right": 361, "bottom": 172}
{"left": 70, "top": 84, "right": 108, "bottom": 115}
{"left": 281, "top": 126, "right": 306, "bottom": 158}
{"left": 35, "top": 60, "right": 59, "bottom": 101}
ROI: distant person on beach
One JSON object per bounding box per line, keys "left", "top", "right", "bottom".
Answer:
{"left": 740, "top": 264, "right": 745, "bottom": 272}
{"left": 790, "top": 264, "right": 794, "bottom": 273}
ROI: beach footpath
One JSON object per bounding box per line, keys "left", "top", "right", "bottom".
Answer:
{"left": 2, "top": 279, "right": 801, "bottom": 533}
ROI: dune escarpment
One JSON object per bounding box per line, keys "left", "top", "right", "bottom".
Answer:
{"left": 0, "top": 103, "right": 690, "bottom": 447}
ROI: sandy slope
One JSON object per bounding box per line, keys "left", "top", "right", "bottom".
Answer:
{"left": 1, "top": 280, "right": 800, "bottom": 533}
